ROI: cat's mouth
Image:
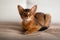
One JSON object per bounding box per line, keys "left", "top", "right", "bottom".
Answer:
{"left": 23, "top": 17, "right": 32, "bottom": 22}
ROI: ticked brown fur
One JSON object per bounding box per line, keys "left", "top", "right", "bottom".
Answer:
{"left": 17, "top": 5, "right": 51, "bottom": 34}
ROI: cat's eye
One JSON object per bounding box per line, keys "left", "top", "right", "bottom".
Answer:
{"left": 23, "top": 12, "right": 28, "bottom": 17}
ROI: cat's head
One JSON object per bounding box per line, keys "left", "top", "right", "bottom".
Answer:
{"left": 17, "top": 5, "right": 37, "bottom": 21}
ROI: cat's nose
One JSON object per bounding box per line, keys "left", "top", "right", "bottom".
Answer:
{"left": 24, "top": 15, "right": 28, "bottom": 17}
{"left": 25, "top": 17, "right": 28, "bottom": 19}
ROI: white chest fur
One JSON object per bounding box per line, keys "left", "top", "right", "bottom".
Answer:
{"left": 23, "top": 17, "right": 32, "bottom": 23}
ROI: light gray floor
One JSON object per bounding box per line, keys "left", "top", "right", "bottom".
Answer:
{"left": 0, "top": 22, "right": 60, "bottom": 40}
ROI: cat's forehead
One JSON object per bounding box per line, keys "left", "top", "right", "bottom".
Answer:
{"left": 22, "top": 9, "right": 31, "bottom": 15}
{"left": 24, "top": 9, "right": 30, "bottom": 12}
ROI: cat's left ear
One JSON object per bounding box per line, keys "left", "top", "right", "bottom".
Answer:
{"left": 30, "top": 5, "right": 37, "bottom": 15}
{"left": 17, "top": 5, "right": 24, "bottom": 15}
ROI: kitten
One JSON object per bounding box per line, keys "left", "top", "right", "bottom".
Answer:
{"left": 17, "top": 5, "right": 51, "bottom": 34}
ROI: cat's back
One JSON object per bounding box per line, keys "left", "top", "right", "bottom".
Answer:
{"left": 35, "top": 12, "right": 45, "bottom": 19}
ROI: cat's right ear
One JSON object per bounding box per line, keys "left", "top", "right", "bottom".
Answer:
{"left": 17, "top": 5, "right": 24, "bottom": 14}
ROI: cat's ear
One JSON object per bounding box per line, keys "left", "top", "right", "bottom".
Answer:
{"left": 30, "top": 5, "right": 37, "bottom": 15}
{"left": 17, "top": 5, "right": 24, "bottom": 14}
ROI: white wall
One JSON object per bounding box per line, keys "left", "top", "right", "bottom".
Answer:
{"left": 37, "top": 0, "right": 60, "bottom": 23}
{"left": 27, "top": 0, "right": 60, "bottom": 23}
{"left": 0, "top": 0, "right": 26, "bottom": 22}
{"left": 0, "top": 0, "right": 60, "bottom": 23}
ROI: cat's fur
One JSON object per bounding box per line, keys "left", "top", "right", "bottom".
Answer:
{"left": 17, "top": 5, "right": 51, "bottom": 34}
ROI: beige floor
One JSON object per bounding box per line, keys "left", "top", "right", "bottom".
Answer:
{"left": 0, "top": 22, "right": 60, "bottom": 40}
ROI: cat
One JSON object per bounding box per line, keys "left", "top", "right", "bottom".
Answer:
{"left": 17, "top": 5, "right": 51, "bottom": 34}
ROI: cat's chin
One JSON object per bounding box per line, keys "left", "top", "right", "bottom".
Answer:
{"left": 23, "top": 18, "right": 32, "bottom": 22}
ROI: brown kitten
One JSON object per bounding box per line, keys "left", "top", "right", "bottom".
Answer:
{"left": 17, "top": 5, "right": 51, "bottom": 34}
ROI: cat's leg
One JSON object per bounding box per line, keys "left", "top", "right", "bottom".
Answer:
{"left": 38, "top": 14, "right": 51, "bottom": 31}
{"left": 24, "top": 28, "right": 38, "bottom": 34}
{"left": 44, "top": 14, "right": 51, "bottom": 27}
{"left": 24, "top": 27, "right": 41, "bottom": 34}
{"left": 21, "top": 25, "right": 27, "bottom": 32}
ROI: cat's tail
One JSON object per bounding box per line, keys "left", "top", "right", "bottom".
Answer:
{"left": 38, "top": 26, "right": 49, "bottom": 31}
